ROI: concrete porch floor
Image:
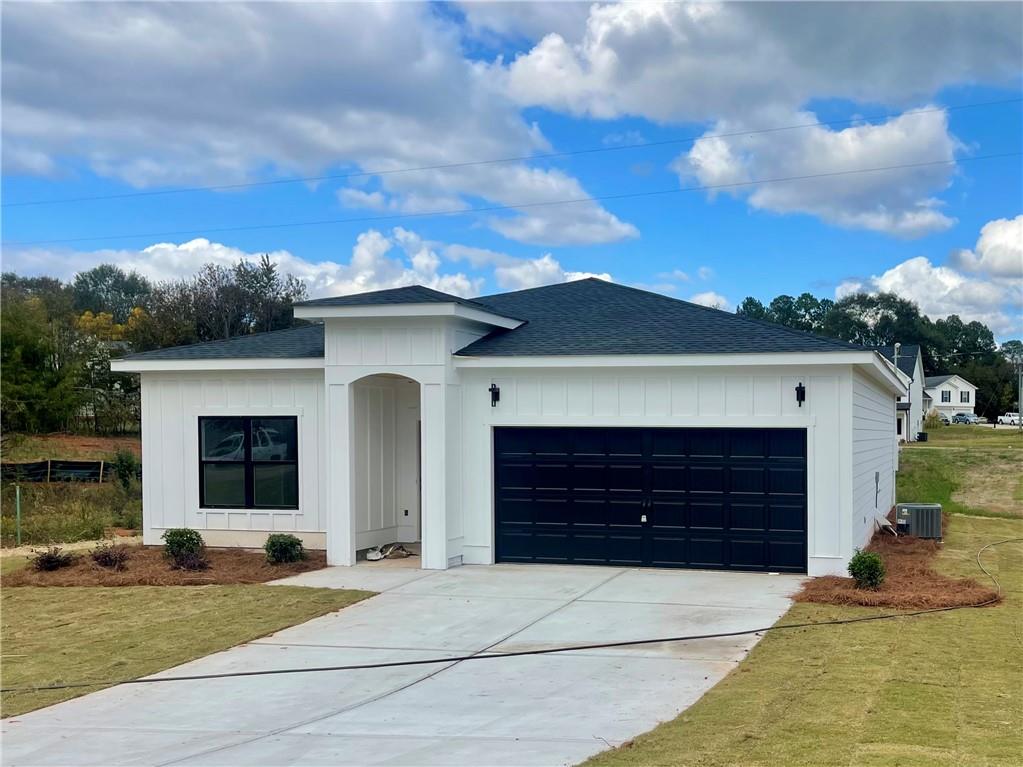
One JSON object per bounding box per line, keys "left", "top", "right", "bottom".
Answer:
{"left": 2, "top": 564, "right": 803, "bottom": 767}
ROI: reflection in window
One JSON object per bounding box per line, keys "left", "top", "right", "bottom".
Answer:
{"left": 199, "top": 416, "right": 298, "bottom": 509}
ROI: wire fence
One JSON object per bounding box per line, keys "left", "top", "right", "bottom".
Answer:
{"left": 0, "top": 460, "right": 142, "bottom": 483}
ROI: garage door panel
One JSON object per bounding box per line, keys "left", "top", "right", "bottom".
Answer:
{"left": 607, "top": 499, "right": 644, "bottom": 528}
{"left": 531, "top": 498, "right": 570, "bottom": 526}
{"left": 689, "top": 501, "right": 726, "bottom": 529}
{"left": 768, "top": 467, "right": 806, "bottom": 495}
{"left": 607, "top": 464, "right": 644, "bottom": 492}
{"left": 770, "top": 429, "right": 806, "bottom": 458}
{"left": 768, "top": 503, "right": 806, "bottom": 532}
{"left": 652, "top": 465, "right": 687, "bottom": 492}
{"left": 571, "top": 464, "right": 607, "bottom": 491}
{"left": 649, "top": 535, "right": 689, "bottom": 567}
{"left": 730, "top": 430, "right": 767, "bottom": 458}
{"left": 606, "top": 429, "right": 644, "bottom": 456}
{"left": 730, "top": 538, "right": 768, "bottom": 570}
{"left": 768, "top": 540, "right": 805, "bottom": 570}
{"left": 535, "top": 463, "right": 571, "bottom": 491}
{"left": 497, "top": 462, "right": 534, "bottom": 490}
{"left": 650, "top": 430, "right": 687, "bottom": 457}
{"left": 690, "top": 466, "right": 725, "bottom": 493}
{"left": 649, "top": 499, "right": 686, "bottom": 528}
{"left": 494, "top": 427, "right": 806, "bottom": 573}
{"left": 730, "top": 502, "right": 767, "bottom": 531}
{"left": 730, "top": 466, "right": 766, "bottom": 494}
{"left": 688, "top": 431, "right": 725, "bottom": 457}
{"left": 689, "top": 537, "right": 726, "bottom": 568}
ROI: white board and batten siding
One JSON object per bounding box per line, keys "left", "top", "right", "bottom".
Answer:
{"left": 140, "top": 370, "right": 327, "bottom": 548}
{"left": 851, "top": 369, "right": 898, "bottom": 549}
{"left": 457, "top": 365, "right": 859, "bottom": 576}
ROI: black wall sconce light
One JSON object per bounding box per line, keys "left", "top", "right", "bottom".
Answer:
{"left": 795, "top": 381, "right": 806, "bottom": 407}
{"left": 489, "top": 383, "right": 501, "bottom": 407}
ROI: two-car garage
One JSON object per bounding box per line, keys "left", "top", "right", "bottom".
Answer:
{"left": 494, "top": 427, "right": 808, "bottom": 573}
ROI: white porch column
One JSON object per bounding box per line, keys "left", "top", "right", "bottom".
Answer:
{"left": 420, "top": 381, "right": 449, "bottom": 569}
{"left": 325, "top": 381, "right": 356, "bottom": 566}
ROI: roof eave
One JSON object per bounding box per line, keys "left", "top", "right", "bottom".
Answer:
{"left": 110, "top": 357, "right": 325, "bottom": 373}
{"left": 294, "top": 302, "right": 523, "bottom": 329}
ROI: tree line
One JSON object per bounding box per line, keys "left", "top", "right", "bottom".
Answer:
{"left": 1, "top": 257, "right": 307, "bottom": 434}
{"left": 2, "top": 263, "right": 1018, "bottom": 434}
{"left": 737, "top": 292, "right": 1022, "bottom": 420}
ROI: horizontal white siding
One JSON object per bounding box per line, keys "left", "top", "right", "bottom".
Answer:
{"left": 140, "top": 370, "right": 326, "bottom": 546}
{"left": 851, "top": 370, "right": 897, "bottom": 549}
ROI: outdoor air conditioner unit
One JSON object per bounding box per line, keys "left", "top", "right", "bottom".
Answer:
{"left": 895, "top": 503, "right": 943, "bottom": 539}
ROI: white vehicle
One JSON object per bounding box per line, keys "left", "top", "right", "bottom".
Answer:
{"left": 997, "top": 412, "right": 1021, "bottom": 425}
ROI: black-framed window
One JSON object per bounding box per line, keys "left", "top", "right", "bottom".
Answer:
{"left": 941, "top": 390, "right": 951, "bottom": 403}
{"left": 960, "top": 391, "right": 970, "bottom": 403}
{"left": 199, "top": 416, "right": 298, "bottom": 509}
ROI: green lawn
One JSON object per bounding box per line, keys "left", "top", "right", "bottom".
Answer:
{"left": 585, "top": 515, "right": 1023, "bottom": 767}
{"left": 1, "top": 585, "right": 372, "bottom": 717}
{"left": 923, "top": 424, "right": 1023, "bottom": 448}
{"left": 899, "top": 430, "right": 1022, "bottom": 519}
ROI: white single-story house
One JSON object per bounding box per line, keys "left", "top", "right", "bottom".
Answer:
{"left": 874, "top": 344, "right": 925, "bottom": 441}
{"left": 111, "top": 279, "right": 906, "bottom": 577}
{"left": 924, "top": 374, "right": 978, "bottom": 418}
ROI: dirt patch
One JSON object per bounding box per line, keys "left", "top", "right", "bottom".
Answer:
{"left": 2, "top": 433, "right": 141, "bottom": 462}
{"left": 795, "top": 527, "right": 998, "bottom": 609}
{"left": 952, "top": 450, "right": 1023, "bottom": 517}
{"left": 3, "top": 546, "right": 326, "bottom": 587}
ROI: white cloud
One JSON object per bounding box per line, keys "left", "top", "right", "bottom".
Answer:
{"left": 4, "top": 230, "right": 484, "bottom": 299}
{"left": 501, "top": 3, "right": 1021, "bottom": 122}
{"left": 675, "top": 108, "right": 960, "bottom": 238}
{"left": 697, "top": 266, "right": 715, "bottom": 281}
{"left": 951, "top": 215, "right": 1023, "bottom": 278}
{"left": 1, "top": 3, "right": 635, "bottom": 247}
{"left": 492, "top": 254, "right": 613, "bottom": 291}
{"left": 688, "top": 291, "right": 731, "bottom": 311}
{"left": 496, "top": 2, "right": 1017, "bottom": 236}
{"left": 837, "top": 256, "right": 1019, "bottom": 336}
{"left": 833, "top": 215, "right": 1023, "bottom": 335}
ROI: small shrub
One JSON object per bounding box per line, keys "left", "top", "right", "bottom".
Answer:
{"left": 30, "top": 546, "right": 76, "bottom": 572}
{"left": 848, "top": 549, "right": 886, "bottom": 590}
{"left": 91, "top": 543, "right": 131, "bottom": 570}
{"left": 168, "top": 550, "right": 210, "bottom": 571}
{"left": 161, "top": 528, "right": 208, "bottom": 570}
{"left": 264, "top": 533, "right": 305, "bottom": 564}
{"left": 111, "top": 448, "right": 139, "bottom": 491}
{"left": 923, "top": 411, "right": 945, "bottom": 430}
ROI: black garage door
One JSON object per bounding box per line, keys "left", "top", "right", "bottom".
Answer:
{"left": 494, "top": 427, "right": 807, "bottom": 573}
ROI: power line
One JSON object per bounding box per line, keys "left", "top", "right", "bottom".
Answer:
{"left": 6, "top": 151, "right": 1020, "bottom": 247}
{"left": 3, "top": 97, "right": 1020, "bottom": 209}
{"left": 2, "top": 537, "right": 1018, "bottom": 695}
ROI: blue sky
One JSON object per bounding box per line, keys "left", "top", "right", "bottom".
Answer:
{"left": 2, "top": 2, "right": 1021, "bottom": 337}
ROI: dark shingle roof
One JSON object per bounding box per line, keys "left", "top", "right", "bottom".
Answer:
{"left": 873, "top": 345, "right": 921, "bottom": 379}
{"left": 295, "top": 284, "right": 522, "bottom": 321}
{"left": 122, "top": 279, "right": 873, "bottom": 362}
{"left": 925, "top": 374, "right": 955, "bottom": 387}
{"left": 120, "top": 324, "right": 324, "bottom": 361}
{"left": 459, "top": 279, "right": 866, "bottom": 356}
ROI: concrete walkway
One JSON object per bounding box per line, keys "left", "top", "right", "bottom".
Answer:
{"left": 3, "top": 564, "right": 802, "bottom": 767}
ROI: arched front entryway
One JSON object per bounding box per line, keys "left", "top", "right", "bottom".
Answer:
{"left": 350, "top": 374, "right": 422, "bottom": 559}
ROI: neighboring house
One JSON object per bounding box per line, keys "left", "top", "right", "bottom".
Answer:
{"left": 924, "top": 374, "right": 978, "bottom": 419}
{"left": 874, "top": 344, "right": 925, "bottom": 441}
{"left": 111, "top": 279, "right": 905, "bottom": 577}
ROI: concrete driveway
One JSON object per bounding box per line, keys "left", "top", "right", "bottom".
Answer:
{"left": 3, "top": 564, "right": 801, "bottom": 767}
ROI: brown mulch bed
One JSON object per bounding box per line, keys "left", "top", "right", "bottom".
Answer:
{"left": 3, "top": 546, "right": 326, "bottom": 587}
{"left": 794, "top": 530, "right": 998, "bottom": 609}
